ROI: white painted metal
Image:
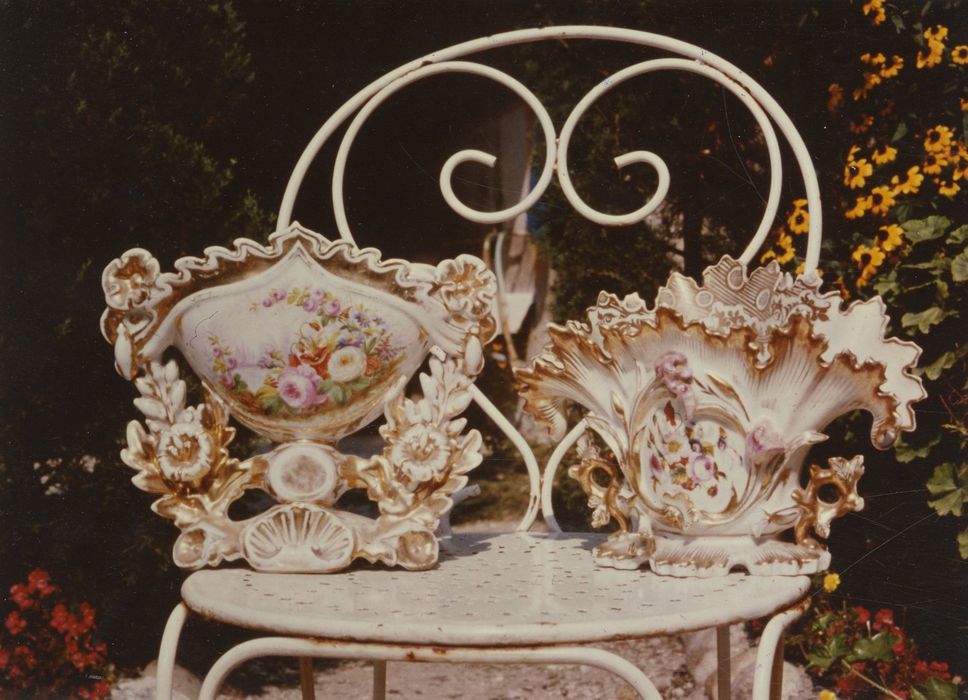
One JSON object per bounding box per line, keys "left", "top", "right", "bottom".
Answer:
{"left": 156, "top": 602, "right": 188, "bottom": 700}
{"left": 540, "top": 418, "right": 587, "bottom": 532}
{"left": 198, "top": 636, "right": 664, "bottom": 700}
{"left": 751, "top": 600, "right": 809, "bottom": 700}
{"left": 556, "top": 57, "right": 782, "bottom": 263}
{"left": 331, "top": 60, "right": 557, "bottom": 237}
{"left": 277, "top": 25, "right": 823, "bottom": 273}
{"left": 181, "top": 533, "right": 810, "bottom": 645}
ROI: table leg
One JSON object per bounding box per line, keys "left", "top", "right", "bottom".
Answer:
{"left": 716, "top": 625, "right": 731, "bottom": 700}
{"left": 299, "top": 657, "right": 315, "bottom": 700}
{"left": 373, "top": 660, "right": 387, "bottom": 700}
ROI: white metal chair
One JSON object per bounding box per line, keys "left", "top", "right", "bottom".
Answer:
{"left": 99, "top": 26, "right": 924, "bottom": 700}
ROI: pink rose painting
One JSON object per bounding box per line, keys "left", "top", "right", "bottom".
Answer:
{"left": 211, "top": 286, "right": 403, "bottom": 418}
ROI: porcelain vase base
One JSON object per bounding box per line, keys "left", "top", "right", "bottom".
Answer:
{"left": 594, "top": 532, "right": 830, "bottom": 578}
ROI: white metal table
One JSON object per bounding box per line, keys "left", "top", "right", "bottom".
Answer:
{"left": 162, "top": 532, "right": 809, "bottom": 699}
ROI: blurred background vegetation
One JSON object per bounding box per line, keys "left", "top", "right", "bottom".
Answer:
{"left": 1, "top": 0, "right": 965, "bottom": 693}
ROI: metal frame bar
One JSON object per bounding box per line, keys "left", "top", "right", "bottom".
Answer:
{"left": 155, "top": 597, "right": 807, "bottom": 700}
{"left": 197, "top": 637, "right": 664, "bottom": 700}
{"left": 276, "top": 25, "right": 823, "bottom": 274}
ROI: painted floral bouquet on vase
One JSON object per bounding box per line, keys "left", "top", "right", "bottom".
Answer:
{"left": 516, "top": 256, "right": 925, "bottom": 577}
{"left": 101, "top": 224, "right": 496, "bottom": 573}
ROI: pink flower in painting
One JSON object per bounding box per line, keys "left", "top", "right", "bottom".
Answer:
{"left": 322, "top": 299, "right": 341, "bottom": 317}
{"left": 302, "top": 298, "right": 319, "bottom": 312}
{"left": 261, "top": 297, "right": 273, "bottom": 308}
{"left": 277, "top": 365, "right": 322, "bottom": 409}
{"left": 689, "top": 454, "right": 715, "bottom": 482}
{"left": 745, "top": 420, "right": 785, "bottom": 464}
{"left": 219, "top": 374, "right": 234, "bottom": 388}
{"left": 272, "top": 289, "right": 286, "bottom": 302}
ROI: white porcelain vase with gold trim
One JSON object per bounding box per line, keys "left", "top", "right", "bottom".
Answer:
{"left": 102, "top": 224, "right": 496, "bottom": 573}
{"left": 517, "top": 256, "right": 924, "bottom": 577}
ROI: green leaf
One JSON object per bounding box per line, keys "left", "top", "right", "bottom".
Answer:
{"left": 926, "top": 463, "right": 960, "bottom": 494}
{"left": 903, "top": 216, "right": 951, "bottom": 244}
{"left": 929, "top": 490, "right": 965, "bottom": 517}
{"left": 847, "top": 632, "right": 898, "bottom": 663}
{"left": 901, "top": 306, "right": 953, "bottom": 334}
{"left": 912, "top": 677, "right": 959, "bottom": 700}
{"left": 806, "top": 634, "right": 851, "bottom": 670}
{"left": 951, "top": 249, "right": 968, "bottom": 282}
{"left": 958, "top": 527, "right": 968, "bottom": 558}
{"left": 894, "top": 434, "right": 939, "bottom": 463}
{"left": 916, "top": 351, "right": 957, "bottom": 381}
{"left": 946, "top": 224, "right": 968, "bottom": 245}
{"left": 891, "top": 120, "right": 909, "bottom": 142}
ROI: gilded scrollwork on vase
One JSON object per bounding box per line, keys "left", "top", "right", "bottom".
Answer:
{"left": 104, "top": 224, "right": 496, "bottom": 573}
{"left": 516, "top": 255, "right": 925, "bottom": 576}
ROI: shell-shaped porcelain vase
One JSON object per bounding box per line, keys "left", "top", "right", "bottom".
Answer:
{"left": 102, "top": 224, "right": 496, "bottom": 573}
{"left": 517, "top": 256, "right": 925, "bottom": 577}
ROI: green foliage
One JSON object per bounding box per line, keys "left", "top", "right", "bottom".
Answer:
{"left": 0, "top": 0, "right": 272, "bottom": 669}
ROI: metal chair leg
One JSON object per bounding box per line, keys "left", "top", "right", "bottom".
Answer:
{"left": 299, "top": 657, "right": 315, "bottom": 700}
{"left": 752, "top": 598, "right": 810, "bottom": 700}
{"left": 199, "top": 637, "right": 663, "bottom": 700}
{"left": 372, "top": 660, "right": 387, "bottom": 700}
{"left": 716, "top": 624, "right": 731, "bottom": 700}
{"left": 156, "top": 603, "right": 189, "bottom": 700}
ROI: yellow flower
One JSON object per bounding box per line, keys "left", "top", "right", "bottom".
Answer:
{"left": 844, "top": 158, "right": 873, "bottom": 188}
{"left": 845, "top": 195, "right": 870, "bottom": 219}
{"left": 891, "top": 166, "right": 924, "bottom": 194}
{"left": 924, "top": 25, "right": 948, "bottom": 42}
{"left": 877, "top": 224, "right": 904, "bottom": 251}
{"left": 922, "top": 152, "right": 950, "bottom": 175}
{"left": 867, "top": 185, "right": 896, "bottom": 215}
{"left": 761, "top": 230, "right": 795, "bottom": 265}
{"left": 792, "top": 198, "right": 808, "bottom": 211}
{"left": 871, "top": 145, "right": 897, "bottom": 164}
{"left": 917, "top": 40, "right": 945, "bottom": 69}
{"left": 853, "top": 71, "right": 882, "bottom": 100}
{"left": 937, "top": 179, "right": 961, "bottom": 197}
{"left": 850, "top": 115, "right": 874, "bottom": 134}
{"left": 823, "top": 572, "right": 841, "bottom": 593}
{"left": 853, "top": 245, "right": 886, "bottom": 286}
{"left": 847, "top": 145, "right": 862, "bottom": 163}
{"left": 788, "top": 208, "right": 809, "bottom": 235}
{"left": 954, "top": 46, "right": 968, "bottom": 65}
{"left": 879, "top": 55, "right": 904, "bottom": 78}
{"left": 827, "top": 83, "right": 844, "bottom": 113}
{"left": 819, "top": 690, "right": 838, "bottom": 700}
{"left": 862, "top": 0, "right": 885, "bottom": 25}
{"left": 924, "top": 125, "right": 954, "bottom": 153}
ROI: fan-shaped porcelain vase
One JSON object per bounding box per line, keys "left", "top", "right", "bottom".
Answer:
{"left": 517, "top": 257, "right": 924, "bottom": 577}
{"left": 102, "top": 224, "right": 496, "bottom": 573}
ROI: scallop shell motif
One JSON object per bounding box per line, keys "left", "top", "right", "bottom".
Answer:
{"left": 240, "top": 504, "right": 354, "bottom": 572}
{"left": 516, "top": 256, "right": 925, "bottom": 537}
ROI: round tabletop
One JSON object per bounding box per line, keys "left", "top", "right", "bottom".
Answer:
{"left": 181, "top": 532, "right": 811, "bottom": 646}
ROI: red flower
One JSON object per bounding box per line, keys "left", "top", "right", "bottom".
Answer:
{"left": 4, "top": 612, "right": 26, "bottom": 636}
{"left": 27, "top": 569, "right": 56, "bottom": 597}
{"left": 854, "top": 605, "right": 870, "bottom": 625}
{"left": 49, "top": 603, "right": 70, "bottom": 633}
{"left": 873, "top": 608, "right": 894, "bottom": 631}
{"left": 0, "top": 647, "right": 9, "bottom": 671}
{"left": 8, "top": 584, "right": 33, "bottom": 610}
{"left": 13, "top": 645, "right": 35, "bottom": 670}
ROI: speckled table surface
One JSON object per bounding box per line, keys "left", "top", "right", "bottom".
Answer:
{"left": 182, "top": 532, "right": 810, "bottom": 646}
